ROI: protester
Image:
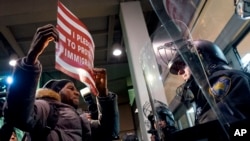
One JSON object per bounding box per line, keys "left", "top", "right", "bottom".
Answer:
{"left": 0, "top": 97, "right": 24, "bottom": 141}
{"left": 81, "top": 68, "right": 120, "bottom": 141}
{"left": 9, "top": 131, "right": 17, "bottom": 141}
{"left": 4, "top": 24, "right": 119, "bottom": 141}
{"left": 87, "top": 93, "right": 120, "bottom": 141}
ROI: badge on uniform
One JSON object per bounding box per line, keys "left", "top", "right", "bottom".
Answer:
{"left": 209, "top": 76, "right": 231, "bottom": 98}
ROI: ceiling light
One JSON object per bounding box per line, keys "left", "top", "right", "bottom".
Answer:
{"left": 112, "top": 42, "right": 123, "bottom": 56}
{"left": 9, "top": 59, "right": 17, "bottom": 66}
{"left": 6, "top": 76, "right": 13, "bottom": 84}
{"left": 9, "top": 53, "right": 18, "bottom": 66}
{"left": 113, "top": 48, "right": 122, "bottom": 56}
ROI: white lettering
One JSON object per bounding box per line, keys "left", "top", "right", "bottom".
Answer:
{"left": 66, "top": 38, "right": 76, "bottom": 49}
{"left": 76, "top": 34, "right": 92, "bottom": 48}
{"left": 241, "top": 129, "right": 247, "bottom": 135}
{"left": 77, "top": 45, "right": 90, "bottom": 56}
{"left": 234, "top": 129, "right": 247, "bottom": 136}
{"left": 64, "top": 48, "right": 91, "bottom": 67}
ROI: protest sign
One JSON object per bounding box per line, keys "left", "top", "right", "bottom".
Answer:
{"left": 56, "top": 1, "right": 98, "bottom": 95}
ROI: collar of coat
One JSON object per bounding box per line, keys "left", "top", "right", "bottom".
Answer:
{"left": 35, "top": 88, "right": 61, "bottom": 102}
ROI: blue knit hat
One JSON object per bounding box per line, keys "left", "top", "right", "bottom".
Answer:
{"left": 43, "top": 79, "right": 72, "bottom": 93}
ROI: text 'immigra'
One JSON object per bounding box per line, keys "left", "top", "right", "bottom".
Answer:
{"left": 63, "top": 32, "right": 93, "bottom": 68}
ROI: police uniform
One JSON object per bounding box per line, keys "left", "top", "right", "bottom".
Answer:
{"left": 185, "top": 68, "right": 250, "bottom": 125}
{"left": 208, "top": 69, "right": 250, "bottom": 123}
{"left": 183, "top": 78, "right": 214, "bottom": 124}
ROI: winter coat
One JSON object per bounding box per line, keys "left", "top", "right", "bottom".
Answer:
{"left": 4, "top": 58, "right": 91, "bottom": 141}
{"left": 88, "top": 91, "right": 118, "bottom": 141}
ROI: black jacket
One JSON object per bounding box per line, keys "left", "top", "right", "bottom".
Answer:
{"left": 192, "top": 69, "right": 250, "bottom": 124}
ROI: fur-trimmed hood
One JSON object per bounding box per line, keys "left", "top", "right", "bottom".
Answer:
{"left": 35, "top": 88, "right": 61, "bottom": 102}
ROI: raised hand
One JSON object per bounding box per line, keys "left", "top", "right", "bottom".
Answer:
{"left": 26, "top": 24, "right": 59, "bottom": 64}
{"left": 93, "top": 68, "right": 108, "bottom": 97}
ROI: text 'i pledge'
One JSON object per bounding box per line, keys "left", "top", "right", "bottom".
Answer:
{"left": 67, "top": 31, "right": 92, "bottom": 57}
{"left": 62, "top": 31, "right": 92, "bottom": 67}
{"left": 74, "top": 31, "right": 92, "bottom": 49}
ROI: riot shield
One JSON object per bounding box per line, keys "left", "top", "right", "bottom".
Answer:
{"left": 140, "top": 18, "right": 232, "bottom": 140}
{"left": 149, "top": 0, "right": 233, "bottom": 139}
{"left": 140, "top": 20, "right": 187, "bottom": 140}
{"left": 140, "top": 21, "right": 179, "bottom": 140}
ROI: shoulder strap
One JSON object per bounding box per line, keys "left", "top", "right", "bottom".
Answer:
{"left": 34, "top": 99, "right": 59, "bottom": 132}
{"left": 45, "top": 100, "right": 59, "bottom": 131}
{"left": 44, "top": 100, "right": 63, "bottom": 141}
{"left": 25, "top": 99, "right": 60, "bottom": 141}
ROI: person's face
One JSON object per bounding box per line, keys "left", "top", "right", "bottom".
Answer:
{"left": 158, "top": 119, "right": 167, "bottom": 128}
{"left": 59, "top": 82, "right": 80, "bottom": 108}
{"left": 154, "top": 119, "right": 167, "bottom": 129}
{"left": 9, "top": 132, "right": 17, "bottom": 141}
{"left": 177, "top": 65, "right": 191, "bottom": 81}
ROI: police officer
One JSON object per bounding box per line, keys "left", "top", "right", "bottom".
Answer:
{"left": 149, "top": 100, "right": 177, "bottom": 141}
{"left": 168, "top": 39, "right": 250, "bottom": 125}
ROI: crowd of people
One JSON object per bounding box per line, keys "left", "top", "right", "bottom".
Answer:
{"left": 0, "top": 15, "right": 250, "bottom": 141}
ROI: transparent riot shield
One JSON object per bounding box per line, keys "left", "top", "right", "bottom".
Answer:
{"left": 140, "top": 18, "right": 232, "bottom": 140}
{"left": 140, "top": 21, "right": 185, "bottom": 140}
{"left": 140, "top": 23, "right": 178, "bottom": 141}
{"left": 148, "top": 0, "right": 234, "bottom": 139}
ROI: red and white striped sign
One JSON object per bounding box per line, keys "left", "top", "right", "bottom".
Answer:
{"left": 163, "top": 0, "right": 197, "bottom": 25}
{"left": 56, "top": 1, "right": 98, "bottom": 95}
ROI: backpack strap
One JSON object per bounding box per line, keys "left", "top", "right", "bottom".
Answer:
{"left": 45, "top": 100, "right": 59, "bottom": 131}
{"left": 23, "top": 99, "right": 60, "bottom": 141}
{"left": 35, "top": 99, "right": 59, "bottom": 133}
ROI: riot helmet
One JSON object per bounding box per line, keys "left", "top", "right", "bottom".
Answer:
{"left": 154, "top": 100, "right": 176, "bottom": 127}
{"left": 168, "top": 39, "right": 229, "bottom": 75}
{"left": 142, "top": 100, "right": 176, "bottom": 130}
